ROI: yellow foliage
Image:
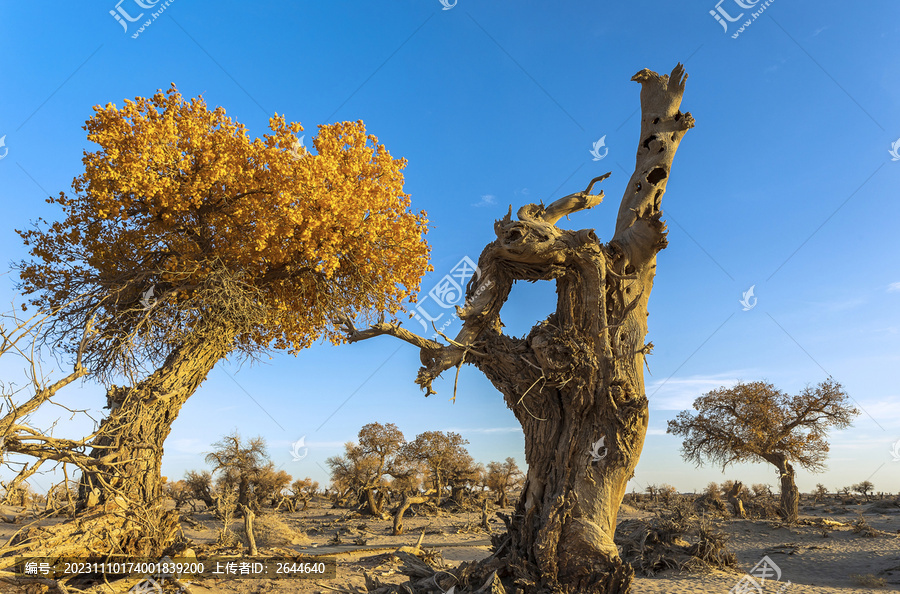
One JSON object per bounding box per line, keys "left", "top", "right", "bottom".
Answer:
{"left": 17, "top": 84, "right": 431, "bottom": 361}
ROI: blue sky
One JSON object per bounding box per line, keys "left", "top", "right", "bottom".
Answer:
{"left": 1, "top": 1, "right": 898, "bottom": 497}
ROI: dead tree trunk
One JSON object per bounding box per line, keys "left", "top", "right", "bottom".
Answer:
{"left": 726, "top": 481, "right": 746, "bottom": 518}
{"left": 340, "top": 65, "right": 693, "bottom": 593}
{"left": 393, "top": 491, "right": 433, "bottom": 536}
{"left": 241, "top": 504, "right": 258, "bottom": 556}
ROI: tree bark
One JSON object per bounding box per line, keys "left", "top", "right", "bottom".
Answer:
{"left": 342, "top": 65, "right": 693, "bottom": 593}
{"left": 8, "top": 319, "right": 237, "bottom": 559}
{"left": 393, "top": 492, "right": 432, "bottom": 536}
{"left": 362, "top": 487, "right": 386, "bottom": 516}
{"left": 242, "top": 504, "right": 258, "bottom": 556}
{"left": 773, "top": 456, "right": 799, "bottom": 522}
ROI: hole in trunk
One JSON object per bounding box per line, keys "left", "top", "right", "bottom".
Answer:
{"left": 647, "top": 168, "right": 667, "bottom": 185}
{"left": 502, "top": 280, "right": 559, "bottom": 338}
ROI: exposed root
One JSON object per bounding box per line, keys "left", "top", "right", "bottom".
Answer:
{"left": 615, "top": 504, "right": 736, "bottom": 576}
{"left": 0, "top": 502, "right": 180, "bottom": 562}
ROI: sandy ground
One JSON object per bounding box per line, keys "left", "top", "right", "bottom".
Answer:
{"left": 1, "top": 497, "right": 898, "bottom": 593}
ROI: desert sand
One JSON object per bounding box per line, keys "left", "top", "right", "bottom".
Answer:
{"left": 1, "top": 495, "right": 898, "bottom": 593}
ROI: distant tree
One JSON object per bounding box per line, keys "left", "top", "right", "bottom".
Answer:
{"left": 658, "top": 484, "right": 679, "bottom": 505}
{"left": 751, "top": 483, "right": 772, "bottom": 499}
{"left": 401, "top": 431, "right": 470, "bottom": 506}
{"left": 838, "top": 485, "right": 851, "bottom": 496}
{"left": 443, "top": 448, "right": 481, "bottom": 506}
{"left": 205, "top": 431, "right": 269, "bottom": 511}
{"left": 7, "top": 84, "right": 430, "bottom": 558}
{"left": 668, "top": 379, "right": 858, "bottom": 522}
{"left": 813, "top": 483, "right": 828, "bottom": 502}
{"left": 852, "top": 480, "right": 874, "bottom": 502}
{"left": 184, "top": 470, "right": 215, "bottom": 509}
{"left": 472, "top": 463, "right": 488, "bottom": 493}
{"left": 326, "top": 422, "right": 406, "bottom": 515}
{"left": 486, "top": 457, "right": 524, "bottom": 507}
{"left": 387, "top": 460, "right": 423, "bottom": 497}
{"left": 720, "top": 480, "right": 749, "bottom": 499}
{"left": 248, "top": 463, "right": 292, "bottom": 508}
{"left": 289, "top": 477, "right": 319, "bottom": 511}
{"left": 164, "top": 479, "right": 193, "bottom": 510}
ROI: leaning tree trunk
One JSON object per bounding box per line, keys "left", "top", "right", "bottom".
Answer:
{"left": 341, "top": 65, "right": 693, "bottom": 593}
{"left": 10, "top": 319, "right": 237, "bottom": 560}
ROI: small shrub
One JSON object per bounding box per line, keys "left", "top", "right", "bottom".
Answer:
{"left": 850, "top": 573, "right": 886, "bottom": 587}
{"left": 214, "top": 489, "right": 239, "bottom": 547}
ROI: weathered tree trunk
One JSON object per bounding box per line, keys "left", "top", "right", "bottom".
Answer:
{"left": 362, "top": 487, "right": 386, "bottom": 516}
{"left": 242, "top": 504, "right": 258, "bottom": 556}
{"left": 10, "top": 320, "right": 236, "bottom": 559}
{"left": 726, "top": 481, "right": 746, "bottom": 518}
{"left": 773, "top": 456, "right": 799, "bottom": 522}
{"left": 342, "top": 65, "right": 693, "bottom": 593}
{"left": 481, "top": 498, "right": 491, "bottom": 532}
{"left": 433, "top": 472, "right": 443, "bottom": 507}
{"left": 393, "top": 492, "right": 432, "bottom": 536}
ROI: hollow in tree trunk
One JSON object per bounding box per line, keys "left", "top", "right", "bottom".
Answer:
{"left": 340, "top": 64, "right": 693, "bottom": 593}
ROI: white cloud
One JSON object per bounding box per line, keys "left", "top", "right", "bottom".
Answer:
{"left": 168, "top": 438, "right": 208, "bottom": 455}
{"left": 267, "top": 439, "right": 347, "bottom": 449}
{"left": 473, "top": 194, "right": 497, "bottom": 208}
{"left": 647, "top": 372, "right": 748, "bottom": 411}
{"left": 445, "top": 427, "right": 522, "bottom": 435}
{"left": 887, "top": 282, "right": 900, "bottom": 293}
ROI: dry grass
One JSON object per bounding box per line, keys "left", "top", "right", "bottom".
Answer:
{"left": 849, "top": 573, "right": 887, "bottom": 587}
{"left": 851, "top": 514, "right": 880, "bottom": 537}
{"left": 235, "top": 513, "right": 310, "bottom": 548}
